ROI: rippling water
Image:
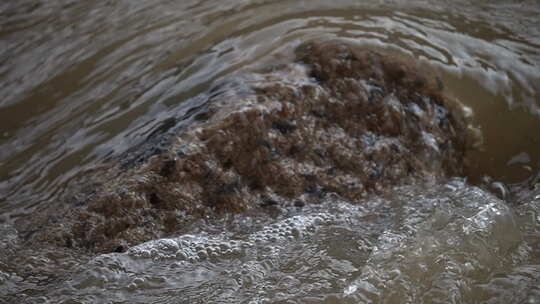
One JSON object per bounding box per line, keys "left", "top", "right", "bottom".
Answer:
{"left": 0, "top": 0, "right": 539, "bottom": 303}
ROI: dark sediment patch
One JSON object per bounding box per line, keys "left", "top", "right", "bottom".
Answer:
{"left": 18, "top": 41, "right": 471, "bottom": 253}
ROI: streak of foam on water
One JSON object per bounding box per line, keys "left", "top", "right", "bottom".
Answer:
{"left": 126, "top": 211, "right": 341, "bottom": 263}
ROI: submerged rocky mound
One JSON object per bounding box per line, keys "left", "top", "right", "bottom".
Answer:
{"left": 22, "top": 41, "right": 471, "bottom": 253}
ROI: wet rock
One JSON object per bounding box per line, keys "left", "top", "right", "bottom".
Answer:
{"left": 272, "top": 120, "right": 297, "bottom": 135}
{"left": 294, "top": 200, "right": 306, "bottom": 208}
{"left": 113, "top": 244, "right": 127, "bottom": 253}
{"left": 21, "top": 40, "right": 472, "bottom": 253}
{"left": 159, "top": 156, "right": 177, "bottom": 177}
{"left": 260, "top": 197, "right": 279, "bottom": 208}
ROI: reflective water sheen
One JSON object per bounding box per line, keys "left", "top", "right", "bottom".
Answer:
{"left": 4, "top": 181, "right": 540, "bottom": 303}
{"left": 0, "top": 0, "right": 539, "bottom": 303}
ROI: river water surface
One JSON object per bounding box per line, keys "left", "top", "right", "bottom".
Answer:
{"left": 0, "top": 0, "right": 539, "bottom": 303}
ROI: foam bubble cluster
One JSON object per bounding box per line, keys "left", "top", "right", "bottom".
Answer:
{"left": 127, "top": 212, "right": 338, "bottom": 262}
{"left": 248, "top": 213, "right": 335, "bottom": 243}
{"left": 127, "top": 235, "right": 242, "bottom": 262}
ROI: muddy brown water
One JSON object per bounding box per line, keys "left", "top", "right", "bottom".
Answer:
{"left": 0, "top": 0, "right": 539, "bottom": 303}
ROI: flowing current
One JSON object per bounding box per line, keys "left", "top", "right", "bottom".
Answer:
{"left": 0, "top": 0, "right": 539, "bottom": 303}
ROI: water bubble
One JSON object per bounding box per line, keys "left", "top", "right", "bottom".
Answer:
{"left": 197, "top": 250, "right": 208, "bottom": 260}
{"left": 33, "top": 296, "right": 49, "bottom": 304}
{"left": 175, "top": 251, "right": 187, "bottom": 260}
{"left": 132, "top": 277, "right": 145, "bottom": 286}
{"left": 195, "top": 244, "right": 205, "bottom": 251}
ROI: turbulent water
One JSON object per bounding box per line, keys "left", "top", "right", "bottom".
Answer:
{"left": 0, "top": 0, "right": 539, "bottom": 303}
{"left": 4, "top": 181, "right": 540, "bottom": 303}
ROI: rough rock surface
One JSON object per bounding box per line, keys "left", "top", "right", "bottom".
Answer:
{"left": 21, "top": 41, "right": 470, "bottom": 253}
